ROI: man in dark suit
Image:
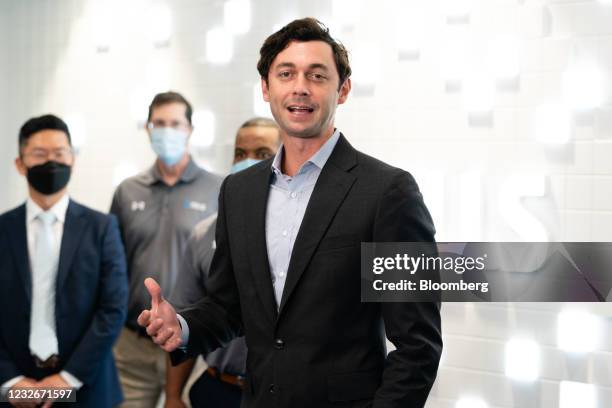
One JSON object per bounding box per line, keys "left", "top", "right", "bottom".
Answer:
{"left": 0, "top": 114, "right": 128, "bottom": 407}
{"left": 138, "top": 18, "right": 442, "bottom": 408}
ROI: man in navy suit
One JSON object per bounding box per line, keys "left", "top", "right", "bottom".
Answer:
{"left": 0, "top": 114, "right": 128, "bottom": 407}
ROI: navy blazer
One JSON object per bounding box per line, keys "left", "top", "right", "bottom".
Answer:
{"left": 0, "top": 200, "right": 128, "bottom": 407}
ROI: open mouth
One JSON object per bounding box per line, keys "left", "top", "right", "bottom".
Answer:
{"left": 287, "top": 105, "right": 315, "bottom": 113}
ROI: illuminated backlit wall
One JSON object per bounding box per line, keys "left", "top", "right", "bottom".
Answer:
{"left": 1, "top": 1, "right": 611, "bottom": 407}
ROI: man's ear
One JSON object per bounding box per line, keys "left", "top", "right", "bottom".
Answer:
{"left": 261, "top": 78, "right": 270, "bottom": 102}
{"left": 15, "top": 156, "right": 26, "bottom": 176}
{"left": 337, "top": 78, "right": 351, "bottom": 105}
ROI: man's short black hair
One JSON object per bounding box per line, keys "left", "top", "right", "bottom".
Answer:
{"left": 257, "top": 18, "right": 351, "bottom": 90}
{"left": 19, "top": 114, "right": 71, "bottom": 154}
{"left": 239, "top": 117, "right": 279, "bottom": 130}
{"left": 238, "top": 116, "right": 281, "bottom": 146}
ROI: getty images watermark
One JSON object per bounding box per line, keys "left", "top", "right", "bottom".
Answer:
{"left": 360, "top": 242, "right": 612, "bottom": 302}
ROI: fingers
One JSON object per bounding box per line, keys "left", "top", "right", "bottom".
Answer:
{"left": 146, "top": 317, "right": 164, "bottom": 337}
{"left": 14, "top": 403, "right": 37, "bottom": 408}
{"left": 152, "top": 327, "right": 174, "bottom": 345}
{"left": 12, "top": 399, "right": 37, "bottom": 408}
{"left": 10, "top": 378, "right": 39, "bottom": 408}
{"left": 41, "top": 401, "right": 53, "bottom": 408}
{"left": 138, "top": 279, "right": 183, "bottom": 353}
{"left": 144, "top": 278, "right": 163, "bottom": 310}
{"left": 141, "top": 314, "right": 178, "bottom": 347}
{"left": 137, "top": 309, "right": 152, "bottom": 327}
{"left": 152, "top": 326, "right": 183, "bottom": 352}
{"left": 13, "top": 403, "right": 37, "bottom": 408}
{"left": 161, "top": 334, "right": 183, "bottom": 353}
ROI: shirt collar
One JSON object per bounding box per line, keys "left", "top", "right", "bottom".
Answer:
{"left": 271, "top": 129, "right": 341, "bottom": 176}
{"left": 26, "top": 193, "right": 70, "bottom": 224}
{"left": 146, "top": 156, "right": 200, "bottom": 185}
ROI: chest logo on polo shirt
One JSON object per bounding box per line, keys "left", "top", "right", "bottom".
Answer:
{"left": 183, "top": 199, "right": 207, "bottom": 212}
{"left": 131, "top": 201, "right": 146, "bottom": 211}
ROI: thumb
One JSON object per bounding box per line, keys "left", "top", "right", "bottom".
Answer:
{"left": 144, "top": 277, "right": 163, "bottom": 310}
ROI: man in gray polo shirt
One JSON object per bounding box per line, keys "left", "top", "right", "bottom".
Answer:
{"left": 110, "top": 91, "right": 222, "bottom": 407}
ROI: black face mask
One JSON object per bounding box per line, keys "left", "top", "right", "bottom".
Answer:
{"left": 26, "top": 161, "right": 72, "bottom": 195}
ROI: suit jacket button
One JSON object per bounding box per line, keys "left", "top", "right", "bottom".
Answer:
{"left": 269, "top": 383, "right": 276, "bottom": 393}
{"left": 274, "top": 338, "right": 285, "bottom": 350}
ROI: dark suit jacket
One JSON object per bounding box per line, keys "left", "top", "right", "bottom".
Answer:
{"left": 0, "top": 200, "right": 128, "bottom": 407}
{"left": 177, "top": 134, "right": 443, "bottom": 408}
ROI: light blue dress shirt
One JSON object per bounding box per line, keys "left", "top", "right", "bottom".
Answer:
{"left": 266, "top": 129, "right": 340, "bottom": 305}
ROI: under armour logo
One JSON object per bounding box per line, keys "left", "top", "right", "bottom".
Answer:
{"left": 131, "top": 201, "right": 146, "bottom": 211}
{"left": 183, "top": 199, "right": 207, "bottom": 212}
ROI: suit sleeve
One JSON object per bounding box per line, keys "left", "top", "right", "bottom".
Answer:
{"left": 0, "top": 224, "right": 21, "bottom": 385}
{"left": 171, "top": 177, "right": 243, "bottom": 364}
{"left": 372, "top": 171, "right": 443, "bottom": 408}
{"left": 61, "top": 215, "right": 128, "bottom": 385}
{"left": 0, "top": 338, "right": 21, "bottom": 386}
{"left": 109, "top": 186, "right": 126, "bottom": 243}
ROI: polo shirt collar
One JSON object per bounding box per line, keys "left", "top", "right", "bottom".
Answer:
{"left": 144, "top": 156, "right": 199, "bottom": 185}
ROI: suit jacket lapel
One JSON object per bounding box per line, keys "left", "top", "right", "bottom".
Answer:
{"left": 278, "top": 135, "right": 358, "bottom": 314}
{"left": 245, "top": 164, "right": 278, "bottom": 324}
{"left": 11, "top": 205, "right": 32, "bottom": 302}
{"left": 56, "top": 200, "right": 88, "bottom": 293}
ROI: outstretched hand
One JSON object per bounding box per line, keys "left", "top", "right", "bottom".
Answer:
{"left": 137, "top": 278, "right": 183, "bottom": 352}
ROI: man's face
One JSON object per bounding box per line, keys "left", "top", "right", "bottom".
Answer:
{"left": 261, "top": 40, "right": 351, "bottom": 140}
{"left": 15, "top": 129, "right": 74, "bottom": 176}
{"left": 233, "top": 126, "right": 280, "bottom": 164}
{"left": 147, "top": 102, "right": 192, "bottom": 137}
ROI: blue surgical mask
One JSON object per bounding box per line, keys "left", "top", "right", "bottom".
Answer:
{"left": 231, "top": 158, "right": 261, "bottom": 174}
{"left": 150, "top": 127, "right": 188, "bottom": 166}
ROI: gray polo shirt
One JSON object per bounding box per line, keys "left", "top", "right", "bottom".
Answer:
{"left": 170, "top": 214, "right": 247, "bottom": 376}
{"left": 110, "top": 158, "right": 223, "bottom": 330}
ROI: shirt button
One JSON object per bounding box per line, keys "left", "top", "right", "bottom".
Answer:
{"left": 269, "top": 384, "right": 276, "bottom": 393}
{"left": 282, "top": 230, "right": 288, "bottom": 237}
{"left": 279, "top": 271, "right": 285, "bottom": 278}
{"left": 274, "top": 338, "right": 285, "bottom": 350}
{"left": 290, "top": 192, "right": 297, "bottom": 198}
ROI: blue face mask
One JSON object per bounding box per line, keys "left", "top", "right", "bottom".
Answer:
{"left": 231, "top": 158, "right": 261, "bottom": 174}
{"left": 150, "top": 127, "right": 188, "bottom": 166}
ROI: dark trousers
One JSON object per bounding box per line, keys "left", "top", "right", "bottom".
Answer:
{"left": 189, "top": 370, "right": 242, "bottom": 408}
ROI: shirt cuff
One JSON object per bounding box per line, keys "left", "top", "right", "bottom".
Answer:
{"left": 177, "top": 314, "right": 190, "bottom": 350}
{"left": 59, "top": 371, "right": 83, "bottom": 390}
{"left": 1, "top": 376, "right": 24, "bottom": 397}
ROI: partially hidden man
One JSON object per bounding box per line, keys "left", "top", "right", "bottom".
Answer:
{"left": 165, "top": 117, "right": 281, "bottom": 408}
